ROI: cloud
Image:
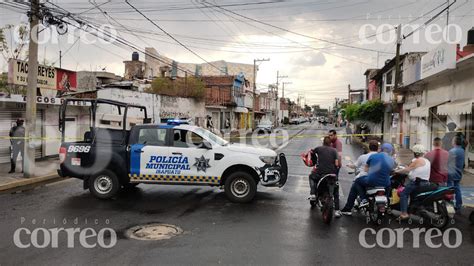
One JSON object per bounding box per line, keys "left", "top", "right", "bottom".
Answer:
{"left": 291, "top": 52, "right": 327, "bottom": 67}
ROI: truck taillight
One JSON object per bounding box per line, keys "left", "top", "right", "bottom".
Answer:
{"left": 59, "top": 147, "right": 67, "bottom": 164}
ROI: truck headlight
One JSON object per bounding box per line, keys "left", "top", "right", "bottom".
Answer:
{"left": 259, "top": 156, "right": 276, "bottom": 165}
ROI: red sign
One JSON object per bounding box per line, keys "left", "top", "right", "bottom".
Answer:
{"left": 56, "top": 68, "right": 77, "bottom": 92}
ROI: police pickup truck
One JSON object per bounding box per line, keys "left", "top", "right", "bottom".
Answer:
{"left": 58, "top": 99, "right": 287, "bottom": 203}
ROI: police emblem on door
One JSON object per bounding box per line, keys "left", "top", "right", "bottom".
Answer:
{"left": 194, "top": 155, "right": 210, "bottom": 172}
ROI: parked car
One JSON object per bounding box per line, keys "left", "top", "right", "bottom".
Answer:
{"left": 256, "top": 119, "right": 273, "bottom": 133}
{"left": 289, "top": 118, "right": 300, "bottom": 125}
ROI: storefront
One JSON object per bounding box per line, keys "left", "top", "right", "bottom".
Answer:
{"left": 0, "top": 95, "right": 90, "bottom": 163}
{"left": 436, "top": 99, "right": 473, "bottom": 169}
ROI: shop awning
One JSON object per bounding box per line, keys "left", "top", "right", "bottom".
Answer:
{"left": 234, "top": 107, "right": 248, "bottom": 113}
{"left": 437, "top": 99, "right": 473, "bottom": 115}
{"left": 410, "top": 101, "right": 447, "bottom": 117}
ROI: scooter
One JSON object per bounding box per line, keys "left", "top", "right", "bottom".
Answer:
{"left": 389, "top": 171, "right": 456, "bottom": 229}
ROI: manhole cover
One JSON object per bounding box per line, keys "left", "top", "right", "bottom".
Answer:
{"left": 125, "top": 223, "right": 183, "bottom": 241}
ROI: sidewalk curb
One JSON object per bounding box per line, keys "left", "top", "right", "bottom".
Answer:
{"left": 0, "top": 173, "right": 67, "bottom": 194}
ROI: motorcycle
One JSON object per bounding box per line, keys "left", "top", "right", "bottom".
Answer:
{"left": 302, "top": 149, "right": 338, "bottom": 224}
{"left": 309, "top": 171, "right": 338, "bottom": 225}
{"left": 346, "top": 157, "right": 388, "bottom": 225}
{"left": 389, "top": 170, "right": 456, "bottom": 229}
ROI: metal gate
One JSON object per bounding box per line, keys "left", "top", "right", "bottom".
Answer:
{"left": 0, "top": 110, "right": 43, "bottom": 164}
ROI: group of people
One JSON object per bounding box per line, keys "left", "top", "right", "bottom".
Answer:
{"left": 309, "top": 128, "right": 467, "bottom": 218}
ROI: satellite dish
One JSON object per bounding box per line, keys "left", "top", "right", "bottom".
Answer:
{"left": 56, "top": 22, "right": 68, "bottom": 35}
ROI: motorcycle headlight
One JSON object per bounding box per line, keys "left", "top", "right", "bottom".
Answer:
{"left": 259, "top": 156, "right": 276, "bottom": 165}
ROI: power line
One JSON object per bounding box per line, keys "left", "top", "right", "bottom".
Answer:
{"left": 203, "top": 0, "right": 393, "bottom": 54}
{"left": 125, "top": 0, "right": 224, "bottom": 74}
{"left": 403, "top": 0, "right": 457, "bottom": 39}
{"left": 37, "top": 1, "right": 202, "bottom": 75}
{"left": 202, "top": 1, "right": 375, "bottom": 66}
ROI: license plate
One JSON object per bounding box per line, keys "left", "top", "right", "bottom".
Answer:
{"left": 446, "top": 203, "right": 456, "bottom": 218}
{"left": 375, "top": 196, "right": 387, "bottom": 203}
{"left": 71, "top": 158, "right": 81, "bottom": 166}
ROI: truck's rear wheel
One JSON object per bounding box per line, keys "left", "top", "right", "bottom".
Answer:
{"left": 89, "top": 170, "right": 120, "bottom": 199}
{"left": 224, "top": 171, "right": 257, "bottom": 203}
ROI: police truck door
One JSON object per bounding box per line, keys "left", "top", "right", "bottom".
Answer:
{"left": 170, "top": 128, "right": 218, "bottom": 184}
{"left": 129, "top": 127, "right": 169, "bottom": 179}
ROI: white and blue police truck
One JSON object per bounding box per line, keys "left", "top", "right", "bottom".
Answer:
{"left": 58, "top": 99, "right": 288, "bottom": 203}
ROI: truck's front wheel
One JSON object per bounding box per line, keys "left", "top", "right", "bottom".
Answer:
{"left": 224, "top": 171, "right": 257, "bottom": 203}
{"left": 89, "top": 170, "right": 120, "bottom": 199}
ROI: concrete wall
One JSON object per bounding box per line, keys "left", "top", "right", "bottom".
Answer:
{"left": 43, "top": 105, "right": 90, "bottom": 156}
{"left": 402, "top": 53, "right": 423, "bottom": 86}
{"left": 160, "top": 95, "right": 206, "bottom": 126}
{"left": 97, "top": 88, "right": 160, "bottom": 125}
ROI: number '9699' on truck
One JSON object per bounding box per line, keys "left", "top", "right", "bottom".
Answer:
{"left": 57, "top": 98, "right": 287, "bottom": 203}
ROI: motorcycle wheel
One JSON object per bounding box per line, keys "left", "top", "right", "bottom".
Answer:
{"left": 430, "top": 202, "right": 449, "bottom": 229}
{"left": 321, "top": 193, "right": 333, "bottom": 225}
{"left": 310, "top": 200, "right": 316, "bottom": 208}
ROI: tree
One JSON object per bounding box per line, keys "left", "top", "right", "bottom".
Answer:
{"left": 344, "top": 103, "right": 360, "bottom": 122}
{"left": 344, "top": 100, "right": 384, "bottom": 124}
{"left": 0, "top": 23, "right": 29, "bottom": 62}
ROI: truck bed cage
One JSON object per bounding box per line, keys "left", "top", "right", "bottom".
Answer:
{"left": 59, "top": 98, "right": 150, "bottom": 143}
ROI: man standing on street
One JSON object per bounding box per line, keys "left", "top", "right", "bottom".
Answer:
{"left": 329, "top": 129, "right": 342, "bottom": 166}
{"left": 448, "top": 136, "right": 465, "bottom": 211}
{"left": 9, "top": 119, "right": 25, "bottom": 173}
{"left": 425, "top": 137, "right": 449, "bottom": 186}
{"left": 443, "top": 122, "right": 468, "bottom": 151}
{"left": 345, "top": 122, "right": 352, "bottom": 144}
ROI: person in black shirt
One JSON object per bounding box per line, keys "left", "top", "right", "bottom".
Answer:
{"left": 9, "top": 119, "right": 25, "bottom": 173}
{"left": 308, "top": 136, "right": 341, "bottom": 216}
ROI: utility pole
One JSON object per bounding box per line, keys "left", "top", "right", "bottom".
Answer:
{"left": 394, "top": 24, "right": 402, "bottom": 92}
{"left": 282, "top": 81, "right": 291, "bottom": 98}
{"left": 393, "top": 24, "right": 402, "bottom": 145}
{"left": 276, "top": 71, "right": 288, "bottom": 98}
{"left": 252, "top": 58, "right": 270, "bottom": 130}
{"left": 59, "top": 50, "right": 62, "bottom": 68}
{"left": 347, "top": 84, "right": 351, "bottom": 104}
{"left": 24, "top": 0, "right": 40, "bottom": 178}
{"left": 446, "top": 0, "right": 450, "bottom": 40}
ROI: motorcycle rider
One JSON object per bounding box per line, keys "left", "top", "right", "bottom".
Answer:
{"left": 347, "top": 140, "right": 379, "bottom": 179}
{"left": 395, "top": 144, "right": 431, "bottom": 220}
{"left": 309, "top": 136, "right": 341, "bottom": 217}
{"left": 340, "top": 143, "right": 395, "bottom": 215}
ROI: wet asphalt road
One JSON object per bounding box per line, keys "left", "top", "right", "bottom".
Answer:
{"left": 1, "top": 123, "right": 473, "bottom": 265}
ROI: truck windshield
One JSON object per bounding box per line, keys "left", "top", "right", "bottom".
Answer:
{"left": 194, "top": 128, "right": 229, "bottom": 146}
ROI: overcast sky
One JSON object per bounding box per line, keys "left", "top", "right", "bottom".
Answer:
{"left": 1, "top": 0, "right": 473, "bottom": 108}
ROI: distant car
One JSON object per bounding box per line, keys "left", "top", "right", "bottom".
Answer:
{"left": 256, "top": 120, "right": 273, "bottom": 133}
{"left": 289, "top": 118, "right": 299, "bottom": 125}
